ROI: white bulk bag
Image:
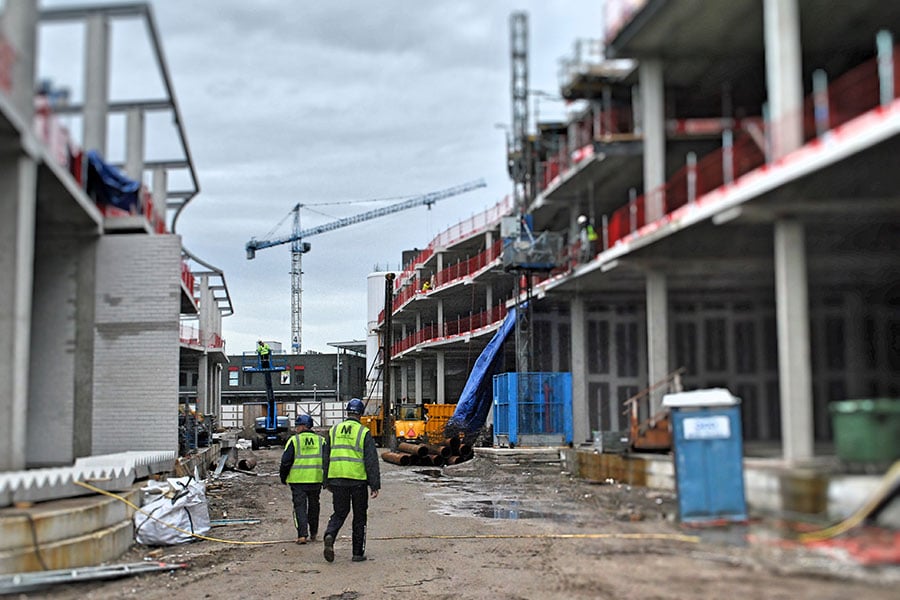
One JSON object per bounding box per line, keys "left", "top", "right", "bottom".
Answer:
{"left": 134, "top": 473, "right": 211, "bottom": 546}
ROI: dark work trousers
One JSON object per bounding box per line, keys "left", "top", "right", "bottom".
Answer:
{"left": 289, "top": 483, "right": 321, "bottom": 539}
{"left": 324, "top": 483, "right": 369, "bottom": 556}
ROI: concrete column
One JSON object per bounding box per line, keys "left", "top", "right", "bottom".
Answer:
{"left": 152, "top": 168, "right": 167, "bottom": 231}
{"left": 196, "top": 275, "right": 214, "bottom": 413}
{"left": 0, "top": 155, "right": 38, "bottom": 470}
{"left": 436, "top": 252, "right": 443, "bottom": 273}
{"left": 197, "top": 354, "right": 209, "bottom": 414}
{"left": 83, "top": 13, "right": 110, "bottom": 155}
{"left": 640, "top": 59, "right": 665, "bottom": 220}
{"left": 27, "top": 232, "right": 96, "bottom": 466}
{"left": 400, "top": 363, "right": 409, "bottom": 401}
{"left": 570, "top": 295, "right": 589, "bottom": 444}
{"left": 2, "top": 0, "right": 38, "bottom": 121}
{"left": 125, "top": 109, "right": 145, "bottom": 181}
{"left": 646, "top": 270, "right": 669, "bottom": 412}
{"left": 415, "top": 358, "right": 422, "bottom": 402}
{"left": 764, "top": 0, "right": 803, "bottom": 159}
{"left": 437, "top": 299, "right": 444, "bottom": 337}
{"left": 436, "top": 351, "right": 445, "bottom": 404}
{"left": 774, "top": 220, "right": 814, "bottom": 461}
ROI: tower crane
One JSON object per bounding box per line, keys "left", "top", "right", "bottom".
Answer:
{"left": 246, "top": 178, "right": 487, "bottom": 354}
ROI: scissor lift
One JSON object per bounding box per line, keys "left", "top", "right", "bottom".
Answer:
{"left": 242, "top": 352, "right": 289, "bottom": 449}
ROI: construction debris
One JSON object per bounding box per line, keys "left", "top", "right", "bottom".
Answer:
{"left": 0, "top": 562, "right": 188, "bottom": 595}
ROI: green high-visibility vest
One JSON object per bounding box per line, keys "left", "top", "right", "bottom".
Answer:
{"left": 327, "top": 419, "right": 368, "bottom": 481}
{"left": 285, "top": 432, "right": 323, "bottom": 484}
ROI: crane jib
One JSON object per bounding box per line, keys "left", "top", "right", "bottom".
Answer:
{"left": 246, "top": 178, "right": 486, "bottom": 253}
{"left": 243, "top": 177, "right": 487, "bottom": 353}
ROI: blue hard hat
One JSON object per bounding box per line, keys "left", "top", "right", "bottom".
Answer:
{"left": 346, "top": 398, "right": 365, "bottom": 415}
{"left": 296, "top": 414, "right": 314, "bottom": 428}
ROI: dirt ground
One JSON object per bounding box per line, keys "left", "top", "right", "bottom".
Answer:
{"left": 29, "top": 447, "right": 900, "bottom": 600}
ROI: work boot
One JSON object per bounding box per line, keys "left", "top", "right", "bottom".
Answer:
{"left": 323, "top": 534, "right": 335, "bottom": 562}
{"left": 309, "top": 534, "right": 317, "bottom": 542}
{"left": 352, "top": 555, "right": 367, "bottom": 562}
{"left": 296, "top": 537, "right": 307, "bottom": 545}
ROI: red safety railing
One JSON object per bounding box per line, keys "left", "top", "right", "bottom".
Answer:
{"left": 394, "top": 196, "right": 513, "bottom": 290}
{"left": 598, "top": 46, "right": 898, "bottom": 251}
{"left": 179, "top": 323, "right": 201, "bottom": 347}
{"left": 181, "top": 261, "right": 195, "bottom": 295}
{"left": 433, "top": 240, "right": 502, "bottom": 287}
{"left": 390, "top": 303, "right": 509, "bottom": 356}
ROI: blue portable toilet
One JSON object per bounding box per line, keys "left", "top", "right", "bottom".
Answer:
{"left": 663, "top": 388, "right": 747, "bottom": 523}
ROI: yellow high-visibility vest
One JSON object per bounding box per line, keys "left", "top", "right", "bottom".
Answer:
{"left": 327, "top": 419, "right": 368, "bottom": 480}
{"left": 286, "top": 431, "right": 323, "bottom": 484}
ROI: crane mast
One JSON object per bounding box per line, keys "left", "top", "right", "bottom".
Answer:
{"left": 246, "top": 178, "right": 487, "bottom": 353}
{"left": 291, "top": 205, "right": 305, "bottom": 353}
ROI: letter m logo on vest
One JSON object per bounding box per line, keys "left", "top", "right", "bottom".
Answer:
{"left": 304, "top": 436, "right": 316, "bottom": 446}
{"left": 341, "top": 424, "right": 353, "bottom": 435}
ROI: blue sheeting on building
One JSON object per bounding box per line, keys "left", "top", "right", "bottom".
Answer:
{"left": 445, "top": 307, "right": 516, "bottom": 440}
{"left": 86, "top": 150, "right": 141, "bottom": 213}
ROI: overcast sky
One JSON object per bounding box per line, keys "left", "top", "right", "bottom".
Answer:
{"left": 36, "top": 0, "right": 605, "bottom": 355}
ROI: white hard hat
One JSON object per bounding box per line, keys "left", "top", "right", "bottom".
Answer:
{"left": 577, "top": 215, "right": 587, "bottom": 224}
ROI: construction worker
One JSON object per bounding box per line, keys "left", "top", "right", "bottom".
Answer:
{"left": 322, "top": 398, "right": 380, "bottom": 563}
{"left": 256, "top": 339, "right": 271, "bottom": 369}
{"left": 280, "top": 414, "right": 325, "bottom": 545}
{"left": 578, "top": 214, "right": 598, "bottom": 262}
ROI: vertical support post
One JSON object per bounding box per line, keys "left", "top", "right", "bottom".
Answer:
{"left": 125, "top": 108, "right": 145, "bottom": 181}
{"left": 601, "top": 214, "right": 609, "bottom": 251}
{"left": 436, "top": 351, "right": 445, "bottom": 404}
{"left": 763, "top": 0, "right": 803, "bottom": 160}
{"left": 570, "top": 296, "right": 589, "bottom": 444}
{"left": 686, "top": 152, "right": 697, "bottom": 203}
{"left": 382, "top": 273, "right": 395, "bottom": 449}
{"left": 83, "top": 13, "right": 110, "bottom": 155}
{"left": 629, "top": 188, "right": 638, "bottom": 233}
{"left": 646, "top": 271, "right": 669, "bottom": 414}
{"left": 812, "top": 69, "right": 830, "bottom": 138}
{"left": 774, "top": 220, "right": 814, "bottom": 462}
{"left": 877, "top": 30, "right": 895, "bottom": 107}
{"left": 722, "top": 128, "right": 734, "bottom": 185}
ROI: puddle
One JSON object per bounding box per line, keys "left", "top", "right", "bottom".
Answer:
{"left": 471, "top": 499, "right": 554, "bottom": 520}
{"left": 414, "top": 469, "right": 443, "bottom": 478}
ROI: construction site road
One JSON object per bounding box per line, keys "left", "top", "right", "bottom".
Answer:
{"left": 38, "top": 447, "right": 899, "bottom": 600}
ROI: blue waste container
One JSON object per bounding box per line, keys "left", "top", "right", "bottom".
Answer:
{"left": 663, "top": 389, "right": 747, "bottom": 523}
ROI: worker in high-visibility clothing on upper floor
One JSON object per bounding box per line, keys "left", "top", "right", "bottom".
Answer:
{"left": 280, "top": 414, "right": 326, "bottom": 545}
{"left": 578, "top": 214, "right": 599, "bottom": 263}
{"left": 321, "top": 398, "right": 381, "bottom": 563}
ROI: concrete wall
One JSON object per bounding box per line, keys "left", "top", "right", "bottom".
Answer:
{"left": 27, "top": 233, "right": 96, "bottom": 466}
{"left": 92, "top": 234, "right": 181, "bottom": 454}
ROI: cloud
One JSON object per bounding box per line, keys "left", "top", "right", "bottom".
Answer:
{"left": 38, "top": 0, "right": 602, "bottom": 354}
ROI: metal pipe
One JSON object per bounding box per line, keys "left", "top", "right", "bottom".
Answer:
{"left": 398, "top": 442, "right": 429, "bottom": 457}
{"left": 426, "top": 443, "right": 451, "bottom": 458}
{"left": 380, "top": 451, "right": 411, "bottom": 466}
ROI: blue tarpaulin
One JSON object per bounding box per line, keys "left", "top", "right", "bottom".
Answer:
{"left": 86, "top": 150, "right": 141, "bottom": 213}
{"left": 445, "top": 307, "right": 517, "bottom": 440}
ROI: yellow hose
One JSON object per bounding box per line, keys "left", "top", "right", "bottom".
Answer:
{"left": 74, "top": 480, "right": 698, "bottom": 545}
{"left": 798, "top": 459, "right": 900, "bottom": 543}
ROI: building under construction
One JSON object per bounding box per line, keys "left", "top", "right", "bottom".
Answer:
{"left": 1, "top": 0, "right": 899, "bottom": 579}
{"left": 374, "top": 1, "right": 900, "bottom": 468}
{"left": 0, "top": 1, "right": 232, "bottom": 569}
